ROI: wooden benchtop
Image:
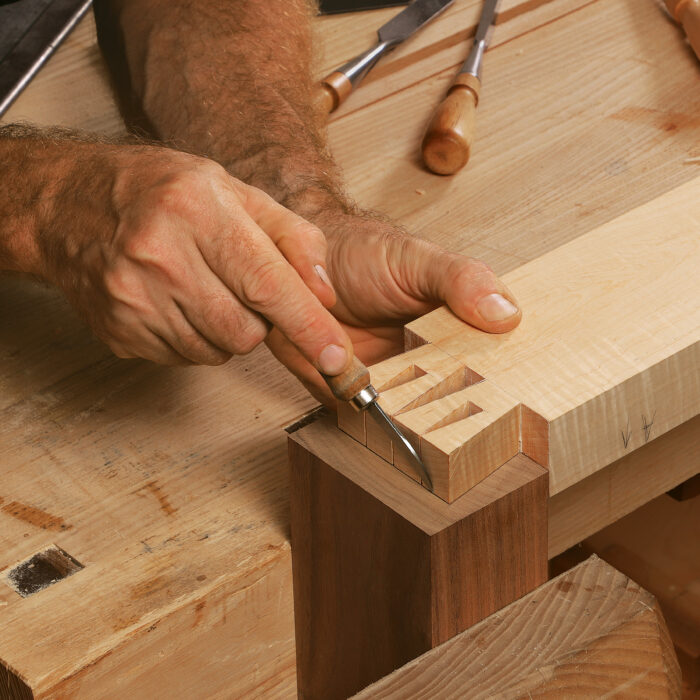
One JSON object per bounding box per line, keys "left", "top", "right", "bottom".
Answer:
{"left": 1, "top": 1, "right": 698, "bottom": 695}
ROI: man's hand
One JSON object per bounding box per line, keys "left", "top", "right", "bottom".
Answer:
{"left": 2, "top": 133, "right": 353, "bottom": 374}
{"left": 267, "top": 213, "right": 521, "bottom": 404}
{"left": 91, "top": 0, "right": 522, "bottom": 403}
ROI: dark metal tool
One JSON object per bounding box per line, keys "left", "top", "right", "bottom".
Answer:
{"left": 0, "top": 0, "right": 93, "bottom": 117}
{"left": 421, "top": 0, "right": 500, "bottom": 174}
{"left": 324, "top": 356, "right": 433, "bottom": 490}
{"left": 316, "top": 0, "right": 454, "bottom": 115}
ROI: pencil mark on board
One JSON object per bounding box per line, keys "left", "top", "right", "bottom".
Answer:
{"left": 621, "top": 418, "right": 631, "bottom": 448}
{"left": 642, "top": 411, "right": 656, "bottom": 443}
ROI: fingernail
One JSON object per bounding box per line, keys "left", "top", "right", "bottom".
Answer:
{"left": 477, "top": 293, "right": 519, "bottom": 322}
{"left": 314, "top": 265, "right": 333, "bottom": 289}
{"left": 318, "top": 344, "right": 348, "bottom": 374}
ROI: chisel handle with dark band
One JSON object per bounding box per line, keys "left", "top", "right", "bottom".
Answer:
{"left": 315, "top": 71, "right": 353, "bottom": 115}
{"left": 421, "top": 73, "right": 481, "bottom": 175}
{"left": 315, "top": 42, "right": 391, "bottom": 116}
{"left": 322, "top": 355, "right": 371, "bottom": 404}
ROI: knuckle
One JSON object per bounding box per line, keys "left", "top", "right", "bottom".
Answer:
{"left": 103, "top": 264, "right": 140, "bottom": 305}
{"left": 239, "top": 258, "right": 287, "bottom": 308}
{"left": 166, "top": 313, "right": 232, "bottom": 366}
{"left": 107, "top": 341, "right": 134, "bottom": 359}
{"left": 466, "top": 256, "right": 495, "bottom": 276}
{"left": 446, "top": 254, "right": 494, "bottom": 284}
{"left": 291, "top": 221, "right": 327, "bottom": 253}
{"left": 206, "top": 350, "right": 232, "bottom": 366}
{"left": 149, "top": 161, "right": 224, "bottom": 218}
{"left": 231, "top": 320, "right": 268, "bottom": 355}
{"left": 120, "top": 226, "right": 169, "bottom": 267}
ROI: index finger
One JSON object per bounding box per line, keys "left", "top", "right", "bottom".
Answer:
{"left": 201, "top": 205, "right": 353, "bottom": 376}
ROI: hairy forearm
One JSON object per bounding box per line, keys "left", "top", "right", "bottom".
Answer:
{"left": 95, "top": 0, "right": 349, "bottom": 220}
{"left": 0, "top": 125, "right": 94, "bottom": 277}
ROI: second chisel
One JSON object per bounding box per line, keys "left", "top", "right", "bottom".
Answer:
{"left": 421, "top": 0, "right": 500, "bottom": 175}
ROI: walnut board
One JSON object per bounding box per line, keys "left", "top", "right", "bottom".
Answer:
{"left": 583, "top": 493, "right": 700, "bottom": 693}
{"left": 1, "top": 0, "right": 699, "bottom": 696}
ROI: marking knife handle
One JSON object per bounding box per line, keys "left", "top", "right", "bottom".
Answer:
{"left": 421, "top": 73, "right": 481, "bottom": 175}
{"left": 323, "top": 355, "right": 371, "bottom": 403}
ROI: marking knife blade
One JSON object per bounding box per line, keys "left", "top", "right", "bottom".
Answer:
{"left": 316, "top": 0, "right": 454, "bottom": 115}
{"left": 421, "top": 0, "right": 500, "bottom": 175}
{"left": 323, "top": 356, "right": 433, "bottom": 490}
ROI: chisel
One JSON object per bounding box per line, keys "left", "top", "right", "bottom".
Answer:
{"left": 421, "top": 0, "right": 500, "bottom": 175}
{"left": 316, "top": 0, "right": 454, "bottom": 115}
{"left": 323, "top": 355, "right": 433, "bottom": 490}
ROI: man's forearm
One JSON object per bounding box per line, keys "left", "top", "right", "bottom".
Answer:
{"left": 0, "top": 125, "right": 87, "bottom": 277}
{"left": 95, "top": 0, "right": 348, "bottom": 221}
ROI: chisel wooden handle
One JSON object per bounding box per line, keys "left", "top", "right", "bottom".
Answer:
{"left": 315, "top": 71, "right": 353, "bottom": 116}
{"left": 322, "top": 355, "right": 371, "bottom": 403}
{"left": 421, "top": 73, "right": 481, "bottom": 176}
{"left": 665, "top": 0, "right": 700, "bottom": 60}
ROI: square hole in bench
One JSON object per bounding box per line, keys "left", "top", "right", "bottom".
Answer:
{"left": 5, "top": 545, "right": 83, "bottom": 597}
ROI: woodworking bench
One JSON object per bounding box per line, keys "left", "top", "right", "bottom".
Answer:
{"left": 1, "top": 1, "right": 698, "bottom": 697}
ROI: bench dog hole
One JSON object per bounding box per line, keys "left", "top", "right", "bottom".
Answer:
{"left": 6, "top": 545, "right": 83, "bottom": 597}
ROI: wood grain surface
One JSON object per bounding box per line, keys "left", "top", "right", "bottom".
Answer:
{"left": 352, "top": 555, "right": 682, "bottom": 699}
{"left": 289, "top": 416, "right": 547, "bottom": 699}
{"left": 406, "top": 178, "right": 700, "bottom": 495}
{"left": 0, "top": 0, "right": 698, "bottom": 695}
{"left": 584, "top": 493, "right": 700, "bottom": 693}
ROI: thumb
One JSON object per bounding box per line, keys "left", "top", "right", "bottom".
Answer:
{"left": 397, "top": 239, "right": 522, "bottom": 334}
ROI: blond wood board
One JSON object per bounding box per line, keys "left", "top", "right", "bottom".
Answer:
{"left": 327, "top": 0, "right": 700, "bottom": 272}
{"left": 316, "top": 0, "right": 592, "bottom": 118}
{"left": 549, "top": 414, "right": 700, "bottom": 557}
{"left": 406, "top": 178, "right": 700, "bottom": 496}
{"left": 0, "top": 282, "right": 302, "bottom": 697}
{"left": 352, "top": 555, "right": 682, "bottom": 699}
{"left": 338, "top": 344, "right": 523, "bottom": 502}
{"left": 0, "top": 0, "right": 698, "bottom": 695}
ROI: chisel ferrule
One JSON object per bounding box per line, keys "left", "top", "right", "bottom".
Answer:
{"left": 350, "top": 385, "right": 379, "bottom": 411}
{"left": 338, "top": 41, "right": 392, "bottom": 87}
{"left": 461, "top": 39, "right": 487, "bottom": 81}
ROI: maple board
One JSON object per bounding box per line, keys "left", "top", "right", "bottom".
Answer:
{"left": 403, "top": 177, "right": 700, "bottom": 497}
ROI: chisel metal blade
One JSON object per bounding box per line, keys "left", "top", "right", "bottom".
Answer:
{"left": 318, "top": 0, "right": 454, "bottom": 114}
{"left": 378, "top": 0, "right": 454, "bottom": 47}
{"left": 461, "top": 0, "right": 500, "bottom": 77}
{"left": 368, "top": 401, "right": 433, "bottom": 491}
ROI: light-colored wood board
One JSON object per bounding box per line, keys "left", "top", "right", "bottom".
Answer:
{"left": 0, "top": 278, "right": 302, "bottom": 697}
{"left": 337, "top": 344, "right": 516, "bottom": 500}
{"left": 328, "top": 0, "right": 700, "bottom": 274}
{"left": 352, "top": 555, "right": 682, "bottom": 699}
{"left": 322, "top": 0, "right": 593, "bottom": 120}
{"left": 548, "top": 414, "right": 700, "bottom": 558}
{"left": 406, "top": 178, "right": 700, "bottom": 495}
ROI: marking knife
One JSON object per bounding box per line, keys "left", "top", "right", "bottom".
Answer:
{"left": 316, "top": 0, "right": 454, "bottom": 115}
{"left": 421, "top": 0, "right": 500, "bottom": 175}
{"left": 324, "top": 356, "right": 433, "bottom": 490}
